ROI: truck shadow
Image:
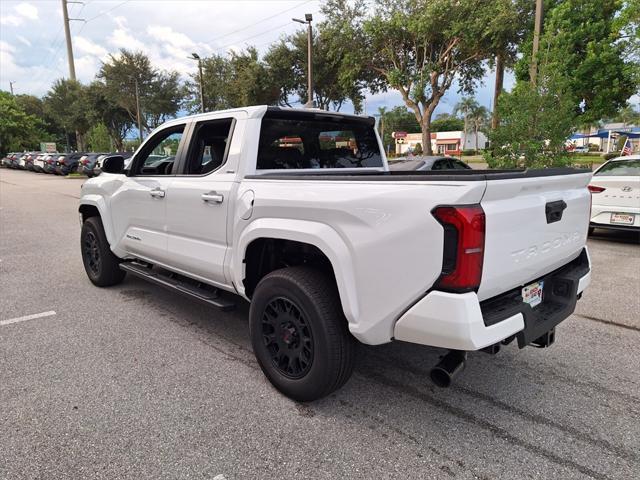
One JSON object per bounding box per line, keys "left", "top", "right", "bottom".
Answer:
{"left": 588, "top": 228, "right": 640, "bottom": 244}
{"left": 118, "top": 275, "right": 640, "bottom": 478}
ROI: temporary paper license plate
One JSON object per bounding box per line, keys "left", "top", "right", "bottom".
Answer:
{"left": 522, "top": 281, "right": 544, "bottom": 308}
{"left": 611, "top": 213, "right": 635, "bottom": 225}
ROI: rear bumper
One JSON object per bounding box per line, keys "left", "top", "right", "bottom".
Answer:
{"left": 394, "top": 248, "right": 591, "bottom": 350}
{"left": 591, "top": 204, "right": 640, "bottom": 229}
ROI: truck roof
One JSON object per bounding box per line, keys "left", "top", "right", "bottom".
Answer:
{"left": 160, "top": 105, "right": 374, "bottom": 127}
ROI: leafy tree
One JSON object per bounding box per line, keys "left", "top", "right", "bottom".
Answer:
{"left": 0, "top": 91, "right": 42, "bottom": 155}
{"left": 613, "top": 105, "right": 640, "bottom": 125}
{"left": 98, "top": 50, "right": 184, "bottom": 136}
{"left": 431, "top": 113, "right": 464, "bottom": 132}
{"left": 43, "top": 79, "right": 90, "bottom": 151}
{"left": 85, "top": 123, "right": 111, "bottom": 151}
{"left": 362, "top": 0, "right": 517, "bottom": 154}
{"left": 85, "top": 81, "right": 131, "bottom": 151}
{"left": 191, "top": 54, "right": 234, "bottom": 112}
{"left": 227, "top": 47, "right": 280, "bottom": 107}
{"left": 515, "top": 0, "right": 639, "bottom": 126}
{"left": 486, "top": 0, "right": 534, "bottom": 129}
{"left": 377, "top": 106, "right": 421, "bottom": 151}
{"left": 145, "top": 70, "right": 184, "bottom": 130}
{"left": 263, "top": 14, "right": 366, "bottom": 111}
{"left": 485, "top": 68, "right": 575, "bottom": 168}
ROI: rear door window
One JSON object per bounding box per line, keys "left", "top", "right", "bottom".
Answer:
{"left": 257, "top": 114, "right": 382, "bottom": 170}
{"left": 183, "top": 119, "right": 234, "bottom": 175}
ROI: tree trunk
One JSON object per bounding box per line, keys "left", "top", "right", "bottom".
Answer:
{"left": 422, "top": 116, "right": 433, "bottom": 155}
{"left": 492, "top": 53, "right": 504, "bottom": 130}
{"left": 474, "top": 123, "right": 479, "bottom": 152}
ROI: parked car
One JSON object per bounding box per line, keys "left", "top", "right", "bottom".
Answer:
{"left": 1, "top": 152, "right": 17, "bottom": 167}
{"left": 588, "top": 154, "right": 640, "bottom": 233}
{"left": 55, "top": 152, "right": 85, "bottom": 175}
{"left": 33, "top": 153, "right": 54, "bottom": 172}
{"left": 42, "top": 154, "right": 59, "bottom": 173}
{"left": 7, "top": 153, "right": 21, "bottom": 168}
{"left": 24, "top": 152, "right": 41, "bottom": 171}
{"left": 79, "top": 106, "right": 592, "bottom": 401}
{"left": 389, "top": 155, "right": 472, "bottom": 171}
{"left": 77, "top": 153, "right": 107, "bottom": 177}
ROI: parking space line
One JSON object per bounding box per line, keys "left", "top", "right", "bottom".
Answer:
{"left": 0, "top": 310, "right": 56, "bottom": 327}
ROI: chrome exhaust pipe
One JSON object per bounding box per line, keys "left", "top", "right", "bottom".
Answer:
{"left": 430, "top": 350, "right": 467, "bottom": 388}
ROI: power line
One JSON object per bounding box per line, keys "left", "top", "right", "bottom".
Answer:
{"left": 205, "top": 0, "right": 313, "bottom": 44}
{"left": 84, "top": 0, "right": 131, "bottom": 23}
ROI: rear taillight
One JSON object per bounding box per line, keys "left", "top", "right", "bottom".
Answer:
{"left": 588, "top": 185, "right": 605, "bottom": 193}
{"left": 432, "top": 205, "right": 485, "bottom": 292}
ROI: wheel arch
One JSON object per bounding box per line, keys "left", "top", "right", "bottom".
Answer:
{"left": 234, "top": 219, "right": 360, "bottom": 328}
{"left": 79, "top": 196, "right": 115, "bottom": 246}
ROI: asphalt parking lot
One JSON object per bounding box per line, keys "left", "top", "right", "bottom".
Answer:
{"left": 1, "top": 168, "right": 639, "bottom": 480}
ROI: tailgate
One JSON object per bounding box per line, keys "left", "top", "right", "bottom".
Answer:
{"left": 477, "top": 172, "right": 592, "bottom": 301}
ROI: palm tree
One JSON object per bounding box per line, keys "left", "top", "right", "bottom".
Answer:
{"left": 453, "top": 97, "right": 480, "bottom": 141}
{"left": 470, "top": 106, "right": 490, "bottom": 151}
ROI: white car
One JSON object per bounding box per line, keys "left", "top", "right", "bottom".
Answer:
{"left": 588, "top": 155, "right": 640, "bottom": 233}
{"left": 78, "top": 106, "right": 592, "bottom": 401}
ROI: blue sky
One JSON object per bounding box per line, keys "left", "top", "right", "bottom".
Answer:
{"left": 0, "top": 0, "right": 513, "bottom": 117}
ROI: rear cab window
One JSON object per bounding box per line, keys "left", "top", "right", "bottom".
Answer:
{"left": 256, "top": 109, "right": 384, "bottom": 171}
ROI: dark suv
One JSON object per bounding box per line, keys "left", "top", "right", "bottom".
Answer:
{"left": 55, "top": 152, "right": 86, "bottom": 175}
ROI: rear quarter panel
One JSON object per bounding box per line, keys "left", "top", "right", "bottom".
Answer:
{"left": 234, "top": 178, "right": 486, "bottom": 344}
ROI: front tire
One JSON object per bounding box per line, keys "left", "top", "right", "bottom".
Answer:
{"left": 81, "top": 216, "right": 126, "bottom": 287}
{"left": 249, "top": 267, "right": 356, "bottom": 402}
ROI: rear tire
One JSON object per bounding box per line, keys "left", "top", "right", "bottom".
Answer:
{"left": 249, "top": 266, "right": 356, "bottom": 402}
{"left": 81, "top": 216, "right": 126, "bottom": 287}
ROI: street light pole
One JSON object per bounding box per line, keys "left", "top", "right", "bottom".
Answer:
{"left": 190, "top": 53, "right": 205, "bottom": 113}
{"left": 293, "top": 14, "right": 313, "bottom": 108}
{"left": 9, "top": 81, "right": 15, "bottom": 95}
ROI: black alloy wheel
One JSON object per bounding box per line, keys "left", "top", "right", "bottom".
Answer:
{"left": 261, "top": 297, "right": 314, "bottom": 379}
{"left": 83, "top": 230, "right": 101, "bottom": 275}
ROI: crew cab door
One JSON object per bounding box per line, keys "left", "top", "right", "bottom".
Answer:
{"left": 164, "top": 116, "right": 240, "bottom": 288}
{"left": 109, "top": 123, "right": 188, "bottom": 264}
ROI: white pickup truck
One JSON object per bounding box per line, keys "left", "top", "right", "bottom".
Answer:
{"left": 79, "top": 106, "right": 592, "bottom": 401}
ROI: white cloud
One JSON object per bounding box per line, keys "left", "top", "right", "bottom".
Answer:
{"left": 14, "top": 2, "right": 38, "bottom": 20}
{"left": 147, "top": 25, "right": 195, "bottom": 49}
{"left": 74, "top": 36, "right": 108, "bottom": 58}
{"left": 108, "top": 28, "right": 147, "bottom": 52}
{"left": 0, "top": 14, "right": 23, "bottom": 26}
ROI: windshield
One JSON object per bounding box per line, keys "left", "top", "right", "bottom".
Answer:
{"left": 257, "top": 113, "right": 382, "bottom": 170}
{"left": 595, "top": 159, "right": 640, "bottom": 176}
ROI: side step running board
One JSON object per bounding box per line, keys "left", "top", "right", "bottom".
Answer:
{"left": 120, "top": 262, "right": 236, "bottom": 311}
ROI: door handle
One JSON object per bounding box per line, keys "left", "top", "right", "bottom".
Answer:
{"left": 201, "top": 192, "right": 224, "bottom": 204}
{"left": 149, "top": 188, "right": 165, "bottom": 198}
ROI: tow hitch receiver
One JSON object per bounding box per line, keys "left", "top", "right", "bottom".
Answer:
{"left": 530, "top": 328, "right": 556, "bottom": 348}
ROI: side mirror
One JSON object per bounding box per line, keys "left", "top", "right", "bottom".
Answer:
{"left": 102, "top": 155, "right": 125, "bottom": 174}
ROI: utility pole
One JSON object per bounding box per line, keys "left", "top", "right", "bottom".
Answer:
{"left": 9, "top": 81, "right": 15, "bottom": 95}
{"left": 293, "top": 14, "right": 313, "bottom": 108}
{"left": 135, "top": 78, "right": 143, "bottom": 143}
{"left": 190, "top": 53, "right": 205, "bottom": 113}
{"left": 61, "top": 0, "right": 76, "bottom": 80}
{"left": 530, "top": 0, "right": 543, "bottom": 86}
